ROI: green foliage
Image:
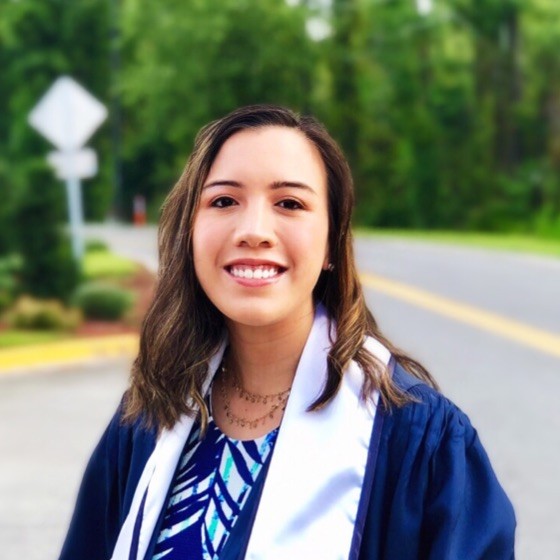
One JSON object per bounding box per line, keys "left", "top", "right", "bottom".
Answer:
{"left": 534, "top": 206, "right": 560, "bottom": 238}
{"left": 118, "top": 0, "right": 317, "bottom": 218}
{"left": 83, "top": 251, "right": 138, "bottom": 280}
{"left": 1, "top": 0, "right": 114, "bottom": 220}
{"left": 14, "top": 162, "right": 80, "bottom": 303}
{"left": 72, "top": 282, "right": 134, "bottom": 321}
{"left": 6, "top": 296, "right": 82, "bottom": 331}
{"left": 0, "top": 254, "right": 23, "bottom": 313}
{"left": 85, "top": 239, "right": 110, "bottom": 253}
{"left": 0, "top": 329, "right": 68, "bottom": 349}
{"left": 356, "top": 228, "right": 560, "bottom": 258}
{"left": 0, "top": 167, "right": 15, "bottom": 254}
{"left": 2, "top": 0, "right": 560, "bottom": 234}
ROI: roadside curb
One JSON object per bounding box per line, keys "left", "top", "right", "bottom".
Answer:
{"left": 0, "top": 334, "right": 139, "bottom": 375}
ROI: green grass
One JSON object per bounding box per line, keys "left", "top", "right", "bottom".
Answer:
{"left": 0, "top": 329, "right": 70, "bottom": 349}
{"left": 83, "top": 251, "right": 139, "bottom": 280}
{"left": 354, "top": 228, "right": 560, "bottom": 259}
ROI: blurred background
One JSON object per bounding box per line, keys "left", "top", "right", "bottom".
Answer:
{"left": 1, "top": 0, "right": 559, "bottom": 558}
{"left": 3, "top": 0, "right": 560, "bottom": 233}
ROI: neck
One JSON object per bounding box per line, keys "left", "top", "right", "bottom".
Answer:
{"left": 225, "top": 308, "right": 315, "bottom": 394}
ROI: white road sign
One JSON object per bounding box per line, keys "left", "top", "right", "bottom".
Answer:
{"left": 47, "top": 149, "right": 98, "bottom": 180}
{"left": 28, "top": 76, "right": 108, "bottom": 151}
{"left": 416, "top": 0, "right": 433, "bottom": 15}
{"left": 28, "top": 76, "right": 108, "bottom": 261}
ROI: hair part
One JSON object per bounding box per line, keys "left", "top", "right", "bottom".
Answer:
{"left": 123, "top": 104, "right": 438, "bottom": 432}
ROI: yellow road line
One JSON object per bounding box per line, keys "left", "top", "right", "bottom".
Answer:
{"left": 0, "top": 334, "right": 139, "bottom": 372}
{"left": 2, "top": 274, "right": 559, "bottom": 371}
{"left": 359, "top": 271, "right": 560, "bottom": 359}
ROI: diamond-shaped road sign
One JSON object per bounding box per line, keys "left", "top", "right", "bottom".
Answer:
{"left": 416, "top": 0, "right": 433, "bottom": 15}
{"left": 28, "top": 76, "right": 107, "bottom": 151}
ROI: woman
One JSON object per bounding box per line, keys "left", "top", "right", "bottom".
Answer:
{"left": 59, "top": 105, "right": 515, "bottom": 560}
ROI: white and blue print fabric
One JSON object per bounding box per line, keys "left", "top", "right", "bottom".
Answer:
{"left": 151, "top": 413, "right": 278, "bottom": 560}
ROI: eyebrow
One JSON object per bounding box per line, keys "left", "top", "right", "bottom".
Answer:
{"left": 203, "top": 179, "right": 317, "bottom": 195}
{"left": 203, "top": 180, "right": 241, "bottom": 189}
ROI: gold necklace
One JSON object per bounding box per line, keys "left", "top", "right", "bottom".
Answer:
{"left": 219, "top": 362, "right": 291, "bottom": 430}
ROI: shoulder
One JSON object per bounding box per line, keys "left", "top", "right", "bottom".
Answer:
{"left": 81, "top": 395, "right": 158, "bottom": 515}
{"left": 387, "top": 362, "right": 477, "bottom": 453}
{"left": 102, "top": 396, "right": 158, "bottom": 494}
{"left": 59, "top": 396, "right": 158, "bottom": 559}
{"left": 95, "top": 395, "right": 157, "bottom": 456}
{"left": 361, "top": 363, "right": 516, "bottom": 558}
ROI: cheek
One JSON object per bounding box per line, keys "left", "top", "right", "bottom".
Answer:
{"left": 292, "top": 219, "right": 329, "bottom": 266}
{"left": 315, "top": 213, "right": 330, "bottom": 250}
{"left": 192, "top": 215, "right": 226, "bottom": 286}
{"left": 192, "top": 216, "right": 210, "bottom": 277}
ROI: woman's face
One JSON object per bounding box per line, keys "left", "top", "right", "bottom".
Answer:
{"left": 192, "top": 126, "right": 329, "bottom": 331}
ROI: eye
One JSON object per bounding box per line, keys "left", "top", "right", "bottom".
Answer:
{"left": 277, "top": 198, "right": 304, "bottom": 211}
{"left": 211, "top": 196, "right": 237, "bottom": 208}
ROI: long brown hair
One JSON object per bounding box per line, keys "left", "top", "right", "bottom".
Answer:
{"left": 124, "top": 105, "right": 438, "bottom": 431}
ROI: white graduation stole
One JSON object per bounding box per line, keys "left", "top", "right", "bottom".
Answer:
{"left": 111, "top": 306, "right": 390, "bottom": 560}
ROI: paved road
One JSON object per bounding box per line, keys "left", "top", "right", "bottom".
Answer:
{"left": 86, "top": 223, "right": 159, "bottom": 272}
{"left": 354, "top": 237, "right": 560, "bottom": 560}
{"left": 2, "top": 226, "right": 559, "bottom": 558}
{"left": 0, "top": 360, "right": 129, "bottom": 559}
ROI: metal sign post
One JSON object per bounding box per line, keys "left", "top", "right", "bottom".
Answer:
{"left": 28, "top": 76, "right": 108, "bottom": 261}
{"left": 66, "top": 175, "right": 85, "bottom": 259}
{"left": 46, "top": 148, "right": 99, "bottom": 259}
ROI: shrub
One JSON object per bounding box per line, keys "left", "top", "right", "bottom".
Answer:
{"left": 0, "top": 254, "right": 23, "bottom": 275}
{"left": 0, "top": 291, "right": 13, "bottom": 315}
{"left": 0, "top": 254, "right": 23, "bottom": 313}
{"left": 85, "top": 239, "right": 110, "bottom": 253}
{"left": 0, "top": 161, "right": 17, "bottom": 254}
{"left": 14, "top": 161, "right": 80, "bottom": 303}
{"left": 6, "top": 296, "right": 82, "bottom": 331}
{"left": 73, "top": 282, "right": 134, "bottom": 321}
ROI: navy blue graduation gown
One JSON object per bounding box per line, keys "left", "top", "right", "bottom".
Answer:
{"left": 58, "top": 366, "right": 516, "bottom": 559}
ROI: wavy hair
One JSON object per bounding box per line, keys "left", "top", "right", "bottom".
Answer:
{"left": 124, "top": 104, "right": 438, "bottom": 431}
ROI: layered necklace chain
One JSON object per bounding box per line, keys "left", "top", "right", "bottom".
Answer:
{"left": 219, "top": 361, "right": 292, "bottom": 430}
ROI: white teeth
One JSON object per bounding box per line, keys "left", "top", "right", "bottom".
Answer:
{"left": 230, "top": 266, "right": 279, "bottom": 279}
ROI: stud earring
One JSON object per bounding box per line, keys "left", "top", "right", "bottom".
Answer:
{"left": 326, "top": 263, "right": 335, "bottom": 272}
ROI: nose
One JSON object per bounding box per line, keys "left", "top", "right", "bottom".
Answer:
{"left": 233, "top": 201, "right": 276, "bottom": 248}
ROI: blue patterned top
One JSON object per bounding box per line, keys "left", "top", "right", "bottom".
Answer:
{"left": 151, "top": 406, "right": 278, "bottom": 560}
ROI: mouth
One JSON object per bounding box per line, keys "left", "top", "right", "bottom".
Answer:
{"left": 225, "top": 263, "right": 287, "bottom": 280}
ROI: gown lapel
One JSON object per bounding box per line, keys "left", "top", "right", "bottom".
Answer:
{"left": 109, "top": 341, "right": 227, "bottom": 560}
{"left": 243, "top": 307, "right": 390, "bottom": 559}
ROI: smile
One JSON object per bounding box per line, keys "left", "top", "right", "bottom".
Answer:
{"left": 227, "top": 265, "right": 283, "bottom": 280}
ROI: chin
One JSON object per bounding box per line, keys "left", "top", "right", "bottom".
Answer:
{"left": 216, "top": 299, "right": 296, "bottom": 330}
{"left": 225, "top": 308, "right": 282, "bottom": 329}
{"left": 222, "top": 300, "right": 316, "bottom": 334}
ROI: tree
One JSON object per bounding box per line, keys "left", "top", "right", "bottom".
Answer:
{"left": 118, "top": 0, "right": 318, "bottom": 218}
{"left": 0, "top": 0, "right": 113, "bottom": 225}
{"left": 14, "top": 161, "right": 80, "bottom": 302}
{"left": 2, "top": 0, "right": 559, "bottom": 234}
